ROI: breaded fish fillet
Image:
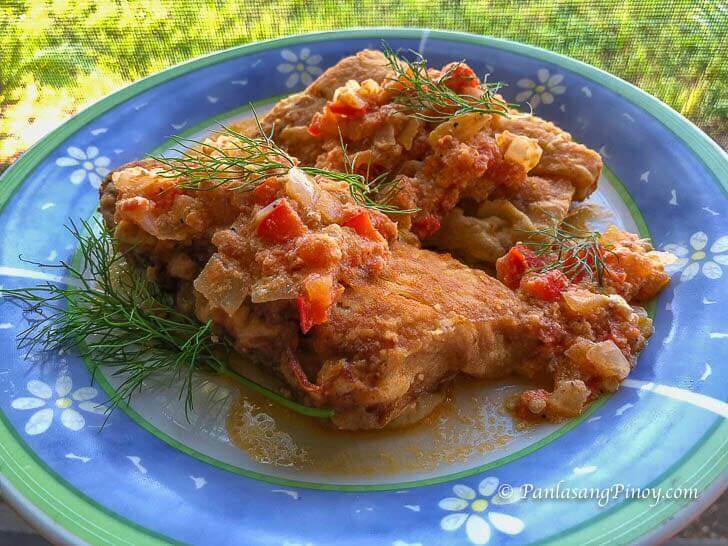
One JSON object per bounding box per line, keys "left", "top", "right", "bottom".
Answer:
{"left": 236, "top": 49, "right": 392, "bottom": 166}
{"left": 301, "top": 243, "right": 542, "bottom": 429}
{"left": 242, "top": 49, "right": 602, "bottom": 261}
{"left": 100, "top": 156, "right": 664, "bottom": 430}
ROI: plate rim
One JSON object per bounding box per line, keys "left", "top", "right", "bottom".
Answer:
{"left": 0, "top": 26, "right": 726, "bottom": 545}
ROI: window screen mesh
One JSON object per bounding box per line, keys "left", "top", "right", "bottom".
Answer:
{"left": 1, "top": 0, "right": 726, "bottom": 165}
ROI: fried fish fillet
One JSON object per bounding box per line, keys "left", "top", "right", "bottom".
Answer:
{"left": 300, "top": 243, "right": 542, "bottom": 429}
{"left": 241, "top": 49, "right": 602, "bottom": 262}
{"left": 100, "top": 156, "right": 664, "bottom": 430}
{"left": 96, "top": 49, "right": 667, "bottom": 431}
{"left": 235, "top": 49, "right": 392, "bottom": 166}
{"left": 292, "top": 237, "right": 663, "bottom": 429}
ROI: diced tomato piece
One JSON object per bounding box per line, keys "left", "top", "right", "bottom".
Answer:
{"left": 443, "top": 63, "right": 479, "bottom": 93}
{"left": 252, "top": 179, "right": 280, "bottom": 206}
{"left": 307, "top": 114, "right": 323, "bottom": 137}
{"left": 308, "top": 108, "right": 340, "bottom": 137}
{"left": 497, "top": 244, "right": 547, "bottom": 289}
{"left": 297, "top": 295, "right": 321, "bottom": 334}
{"left": 342, "top": 210, "right": 382, "bottom": 241}
{"left": 297, "top": 276, "right": 335, "bottom": 334}
{"left": 328, "top": 101, "right": 366, "bottom": 118}
{"left": 411, "top": 214, "right": 442, "bottom": 239}
{"left": 255, "top": 199, "right": 306, "bottom": 244}
{"left": 521, "top": 270, "right": 570, "bottom": 302}
{"left": 497, "top": 245, "right": 530, "bottom": 289}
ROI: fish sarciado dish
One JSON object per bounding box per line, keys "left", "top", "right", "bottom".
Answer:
{"left": 9, "top": 47, "right": 672, "bottom": 432}
{"left": 98, "top": 48, "right": 671, "bottom": 430}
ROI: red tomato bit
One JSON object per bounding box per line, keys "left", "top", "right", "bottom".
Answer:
{"left": 411, "top": 214, "right": 442, "bottom": 239}
{"left": 443, "top": 63, "right": 479, "bottom": 93}
{"left": 328, "top": 101, "right": 367, "bottom": 118}
{"left": 307, "top": 114, "right": 323, "bottom": 137}
{"left": 497, "top": 245, "right": 530, "bottom": 289}
{"left": 521, "top": 270, "right": 569, "bottom": 302}
{"left": 342, "top": 210, "right": 382, "bottom": 241}
{"left": 256, "top": 199, "right": 306, "bottom": 244}
{"left": 297, "top": 276, "right": 335, "bottom": 334}
{"left": 252, "top": 179, "right": 280, "bottom": 206}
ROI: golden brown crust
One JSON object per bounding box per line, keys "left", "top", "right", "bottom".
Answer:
{"left": 492, "top": 114, "right": 602, "bottom": 201}
{"left": 233, "top": 49, "right": 392, "bottom": 165}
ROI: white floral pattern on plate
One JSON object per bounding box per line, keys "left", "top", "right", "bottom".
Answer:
{"left": 515, "top": 69, "right": 566, "bottom": 108}
{"left": 55, "top": 146, "right": 111, "bottom": 188}
{"left": 277, "top": 48, "right": 323, "bottom": 88}
{"left": 664, "top": 232, "right": 728, "bottom": 281}
{"left": 439, "top": 477, "right": 525, "bottom": 544}
{"left": 11, "top": 375, "right": 106, "bottom": 435}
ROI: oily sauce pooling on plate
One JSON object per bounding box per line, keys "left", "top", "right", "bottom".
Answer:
{"left": 225, "top": 375, "right": 523, "bottom": 476}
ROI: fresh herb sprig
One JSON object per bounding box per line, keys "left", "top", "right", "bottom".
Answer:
{"left": 0, "top": 219, "right": 334, "bottom": 420}
{"left": 381, "top": 43, "right": 512, "bottom": 123}
{"left": 151, "top": 116, "right": 414, "bottom": 214}
{"left": 303, "top": 131, "right": 418, "bottom": 215}
{"left": 519, "top": 218, "right": 613, "bottom": 286}
{"left": 151, "top": 119, "right": 294, "bottom": 192}
{"left": 304, "top": 165, "right": 414, "bottom": 215}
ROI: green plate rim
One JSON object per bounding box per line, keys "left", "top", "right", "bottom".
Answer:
{"left": 0, "top": 27, "right": 725, "bottom": 545}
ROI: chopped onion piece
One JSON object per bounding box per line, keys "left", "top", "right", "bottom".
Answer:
{"left": 250, "top": 276, "right": 298, "bottom": 303}
{"left": 562, "top": 289, "right": 611, "bottom": 314}
{"left": 607, "top": 294, "right": 633, "bottom": 318}
{"left": 194, "top": 253, "right": 251, "bottom": 315}
{"left": 285, "top": 167, "right": 318, "bottom": 208}
{"left": 648, "top": 250, "right": 678, "bottom": 266}
{"left": 587, "top": 340, "right": 631, "bottom": 381}
{"left": 428, "top": 112, "right": 490, "bottom": 146}
{"left": 496, "top": 131, "right": 543, "bottom": 172}
{"left": 549, "top": 380, "right": 589, "bottom": 417}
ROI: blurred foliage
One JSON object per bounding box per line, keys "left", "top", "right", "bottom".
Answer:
{"left": 1, "top": 0, "right": 726, "bottom": 164}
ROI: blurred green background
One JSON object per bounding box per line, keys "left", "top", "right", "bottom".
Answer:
{"left": 1, "top": 0, "right": 726, "bottom": 169}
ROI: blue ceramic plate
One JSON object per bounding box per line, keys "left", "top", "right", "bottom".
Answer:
{"left": 0, "top": 29, "right": 726, "bottom": 546}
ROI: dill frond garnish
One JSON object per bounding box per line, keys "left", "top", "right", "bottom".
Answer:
{"left": 519, "top": 217, "right": 613, "bottom": 286}
{"left": 381, "top": 43, "right": 512, "bottom": 123}
{"left": 302, "top": 131, "right": 418, "bottom": 215}
{"left": 151, "top": 119, "right": 295, "bottom": 192}
{"left": 150, "top": 114, "right": 414, "bottom": 214}
{"left": 304, "top": 165, "right": 414, "bottom": 215}
{"left": 0, "top": 219, "right": 334, "bottom": 420}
